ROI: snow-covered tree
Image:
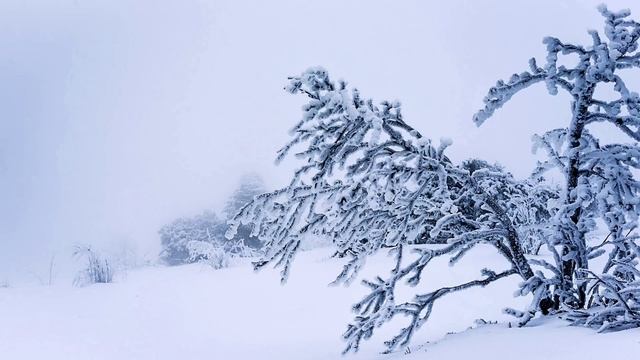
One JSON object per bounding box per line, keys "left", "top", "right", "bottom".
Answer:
{"left": 228, "top": 68, "right": 557, "bottom": 352}
{"left": 474, "top": 5, "right": 640, "bottom": 330}
{"left": 222, "top": 174, "right": 266, "bottom": 249}
{"left": 223, "top": 174, "right": 266, "bottom": 219}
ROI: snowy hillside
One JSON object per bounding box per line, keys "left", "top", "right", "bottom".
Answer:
{"left": 4, "top": 1, "right": 640, "bottom": 359}
{"left": 1, "top": 247, "right": 637, "bottom": 359}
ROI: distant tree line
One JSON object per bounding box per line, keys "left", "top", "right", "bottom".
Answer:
{"left": 159, "top": 174, "right": 265, "bottom": 266}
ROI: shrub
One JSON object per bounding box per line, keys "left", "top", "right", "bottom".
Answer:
{"left": 73, "top": 246, "right": 113, "bottom": 286}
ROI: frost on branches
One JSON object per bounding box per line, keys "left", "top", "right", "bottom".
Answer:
{"left": 475, "top": 6, "right": 640, "bottom": 331}
{"left": 227, "top": 68, "right": 557, "bottom": 352}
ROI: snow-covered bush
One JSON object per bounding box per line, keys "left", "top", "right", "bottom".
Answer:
{"left": 73, "top": 246, "right": 113, "bottom": 286}
{"left": 474, "top": 5, "right": 640, "bottom": 330}
{"left": 186, "top": 238, "right": 256, "bottom": 269}
{"left": 186, "top": 240, "right": 230, "bottom": 269}
{"left": 159, "top": 211, "right": 226, "bottom": 265}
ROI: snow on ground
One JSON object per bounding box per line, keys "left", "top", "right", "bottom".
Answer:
{"left": 0, "top": 247, "right": 638, "bottom": 359}
{"left": 402, "top": 317, "right": 640, "bottom": 360}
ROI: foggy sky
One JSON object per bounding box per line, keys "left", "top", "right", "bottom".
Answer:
{"left": 1, "top": 0, "right": 638, "bottom": 282}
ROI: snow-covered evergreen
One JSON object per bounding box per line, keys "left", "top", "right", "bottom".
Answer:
{"left": 474, "top": 5, "right": 640, "bottom": 330}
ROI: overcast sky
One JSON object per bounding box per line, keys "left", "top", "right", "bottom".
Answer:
{"left": 1, "top": 0, "right": 638, "bottom": 281}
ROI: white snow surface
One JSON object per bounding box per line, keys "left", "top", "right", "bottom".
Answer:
{"left": 1, "top": 247, "right": 638, "bottom": 359}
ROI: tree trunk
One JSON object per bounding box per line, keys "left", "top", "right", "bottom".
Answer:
{"left": 561, "top": 81, "right": 595, "bottom": 308}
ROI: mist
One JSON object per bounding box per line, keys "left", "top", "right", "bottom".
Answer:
{"left": 1, "top": 0, "right": 637, "bottom": 282}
